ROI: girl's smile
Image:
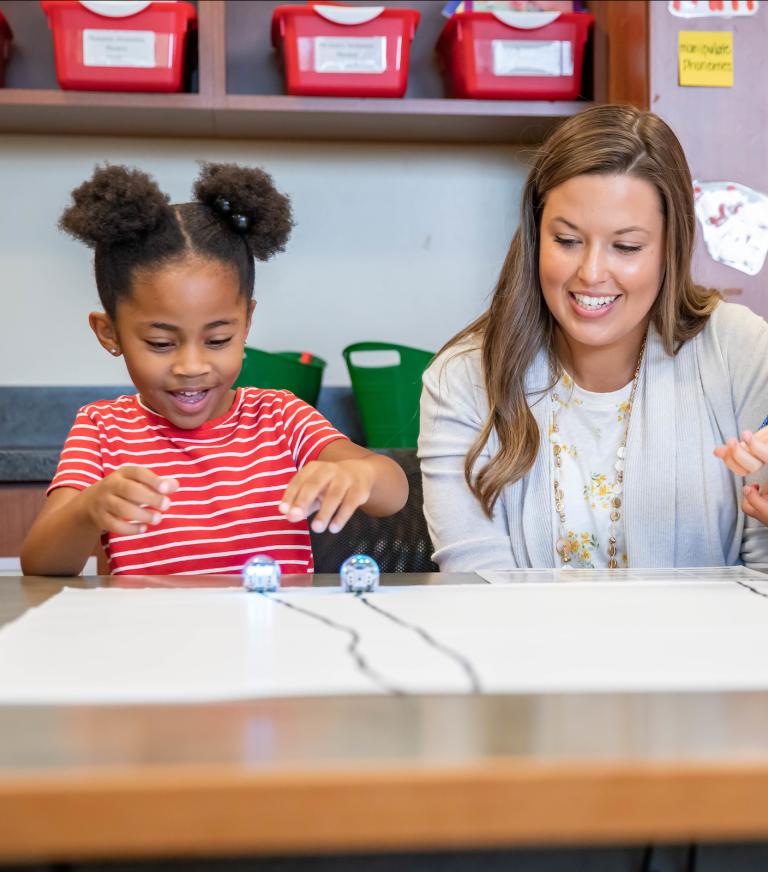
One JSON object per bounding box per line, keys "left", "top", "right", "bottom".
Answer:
{"left": 90, "top": 256, "right": 253, "bottom": 429}
{"left": 166, "top": 387, "right": 216, "bottom": 417}
{"left": 167, "top": 388, "right": 214, "bottom": 411}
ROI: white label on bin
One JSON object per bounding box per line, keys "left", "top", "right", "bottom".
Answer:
{"left": 492, "top": 39, "right": 572, "bottom": 77}
{"left": 313, "top": 36, "right": 387, "bottom": 74}
{"left": 83, "top": 29, "right": 157, "bottom": 68}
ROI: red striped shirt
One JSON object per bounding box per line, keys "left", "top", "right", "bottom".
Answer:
{"left": 49, "top": 388, "right": 348, "bottom": 575}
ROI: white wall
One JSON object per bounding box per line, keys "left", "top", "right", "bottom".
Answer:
{"left": 0, "top": 134, "right": 527, "bottom": 385}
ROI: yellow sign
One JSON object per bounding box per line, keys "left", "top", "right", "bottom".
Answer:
{"left": 679, "top": 31, "right": 733, "bottom": 87}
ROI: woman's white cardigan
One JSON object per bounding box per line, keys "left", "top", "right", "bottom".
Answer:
{"left": 418, "top": 302, "right": 768, "bottom": 570}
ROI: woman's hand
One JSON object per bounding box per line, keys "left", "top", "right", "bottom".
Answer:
{"left": 714, "top": 428, "right": 768, "bottom": 476}
{"left": 82, "top": 466, "right": 179, "bottom": 535}
{"left": 742, "top": 483, "right": 768, "bottom": 525}
{"left": 714, "top": 429, "right": 768, "bottom": 524}
{"left": 279, "top": 459, "right": 375, "bottom": 534}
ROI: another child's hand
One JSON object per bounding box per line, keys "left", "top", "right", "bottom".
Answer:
{"left": 714, "top": 428, "right": 768, "bottom": 476}
{"left": 279, "top": 459, "right": 375, "bottom": 534}
{"left": 83, "top": 466, "right": 179, "bottom": 535}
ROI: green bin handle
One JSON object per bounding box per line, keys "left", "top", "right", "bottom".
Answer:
{"left": 342, "top": 341, "right": 433, "bottom": 369}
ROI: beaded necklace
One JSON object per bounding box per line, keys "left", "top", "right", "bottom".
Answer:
{"left": 551, "top": 338, "right": 646, "bottom": 569}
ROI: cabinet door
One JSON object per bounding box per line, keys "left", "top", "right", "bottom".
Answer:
{"left": 0, "top": 484, "right": 47, "bottom": 557}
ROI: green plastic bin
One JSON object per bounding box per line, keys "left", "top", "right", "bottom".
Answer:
{"left": 343, "top": 342, "right": 434, "bottom": 449}
{"left": 235, "top": 347, "right": 326, "bottom": 407}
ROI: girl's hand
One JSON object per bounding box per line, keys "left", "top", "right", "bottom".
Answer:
{"left": 714, "top": 428, "right": 768, "bottom": 476}
{"left": 83, "top": 466, "right": 179, "bottom": 535}
{"left": 279, "top": 459, "right": 375, "bottom": 534}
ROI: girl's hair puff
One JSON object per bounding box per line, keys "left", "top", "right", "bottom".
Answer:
{"left": 59, "top": 162, "right": 293, "bottom": 319}
{"left": 193, "top": 162, "right": 293, "bottom": 263}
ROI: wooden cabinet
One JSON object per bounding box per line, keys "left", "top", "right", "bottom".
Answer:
{"left": 0, "top": 484, "right": 107, "bottom": 571}
{"left": 0, "top": 484, "right": 46, "bottom": 558}
{"left": 0, "top": 0, "right": 647, "bottom": 143}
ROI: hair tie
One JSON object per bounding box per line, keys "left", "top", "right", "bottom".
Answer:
{"left": 212, "top": 197, "right": 252, "bottom": 233}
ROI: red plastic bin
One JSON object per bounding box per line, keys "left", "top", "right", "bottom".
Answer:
{"left": 437, "top": 10, "right": 593, "bottom": 101}
{"left": 0, "top": 12, "right": 12, "bottom": 87}
{"left": 41, "top": 0, "right": 197, "bottom": 93}
{"left": 271, "top": 3, "right": 420, "bottom": 98}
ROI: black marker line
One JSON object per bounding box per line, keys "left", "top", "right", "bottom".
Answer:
{"left": 733, "top": 578, "right": 768, "bottom": 600}
{"left": 262, "top": 592, "right": 407, "bottom": 696}
{"left": 357, "top": 593, "right": 483, "bottom": 694}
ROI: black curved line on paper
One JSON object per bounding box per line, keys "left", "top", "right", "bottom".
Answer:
{"left": 733, "top": 577, "right": 768, "bottom": 600}
{"left": 357, "top": 593, "right": 483, "bottom": 694}
{"left": 262, "top": 592, "right": 406, "bottom": 696}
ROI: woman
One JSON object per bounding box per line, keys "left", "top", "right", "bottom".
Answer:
{"left": 419, "top": 104, "right": 768, "bottom": 571}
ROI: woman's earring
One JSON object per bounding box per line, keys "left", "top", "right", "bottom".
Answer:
{"left": 110, "top": 348, "right": 120, "bottom": 356}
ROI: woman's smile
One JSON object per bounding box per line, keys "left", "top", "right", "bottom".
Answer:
{"left": 568, "top": 291, "right": 622, "bottom": 318}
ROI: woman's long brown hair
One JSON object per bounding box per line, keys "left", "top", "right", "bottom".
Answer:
{"left": 443, "top": 104, "right": 720, "bottom": 518}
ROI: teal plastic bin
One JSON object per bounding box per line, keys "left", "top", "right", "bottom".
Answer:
{"left": 235, "top": 348, "right": 326, "bottom": 407}
{"left": 343, "top": 342, "right": 434, "bottom": 449}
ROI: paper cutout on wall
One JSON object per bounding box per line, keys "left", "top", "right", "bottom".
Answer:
{"left": 693, "top": 181, "right": 768, "bottom": 276}
{"left": 669, "top": 0, "right": 759, "bottom": 17}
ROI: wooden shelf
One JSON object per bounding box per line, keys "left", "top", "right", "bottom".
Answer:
{"left": 0, "top": 89, "right": 215, "bottom": 137}
{"left": 215, "top": 95, "right": 592, "bottom": 143}
{"left": 0, "top": 87, "right": 590, "bottom": 142}
{"left": 0, "top": 0, "right": 644, "bottom": 143}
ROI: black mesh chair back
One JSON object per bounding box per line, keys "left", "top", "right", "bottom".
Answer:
{"left": 310, "top": 449, "right": 438, "bottom": 574}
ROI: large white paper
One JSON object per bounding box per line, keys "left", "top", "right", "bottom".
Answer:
{"left": 476, "top": 566, "right": 768, "bottom": 584}
{"left": 3, "top": 569, "right": 768, "bottom": 703}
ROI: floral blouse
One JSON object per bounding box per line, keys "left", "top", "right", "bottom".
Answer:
{"left": 550, "top": 373, "right": 633, "bottom": 569}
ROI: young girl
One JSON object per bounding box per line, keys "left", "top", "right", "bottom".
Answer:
{"left": 21, "top": 163, "right": 408, "bottom": 576}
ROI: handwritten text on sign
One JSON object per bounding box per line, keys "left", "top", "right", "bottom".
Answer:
{"left": 678, "top": 31, "right": 733, "bottom": 87}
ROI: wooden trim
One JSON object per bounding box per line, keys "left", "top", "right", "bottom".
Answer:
{"left": 589, "top": 1, "right": 649, "bottom": 109}
{"left": 3, "top": 760, "right": 768, "bottom": 861}
{"left": 197, "top": 0, "right": 226, "bottom": 100}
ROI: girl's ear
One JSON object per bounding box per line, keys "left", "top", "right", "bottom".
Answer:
{"left": 245, "top": 299, "right": 256, "bottom": 333}
{"left": 89, "top": 312, "right": 122, "bottom": 357}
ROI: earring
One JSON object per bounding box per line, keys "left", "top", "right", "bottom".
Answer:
{"left": 110, "top": 348, "right": 120, "bottom": 356}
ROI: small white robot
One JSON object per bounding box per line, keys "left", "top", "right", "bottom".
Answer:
{"left": 242, "top": 554, "right": 281, "bottom": 592}
{"left": 339, "top": 554, "right": 380, "bottom": 593}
